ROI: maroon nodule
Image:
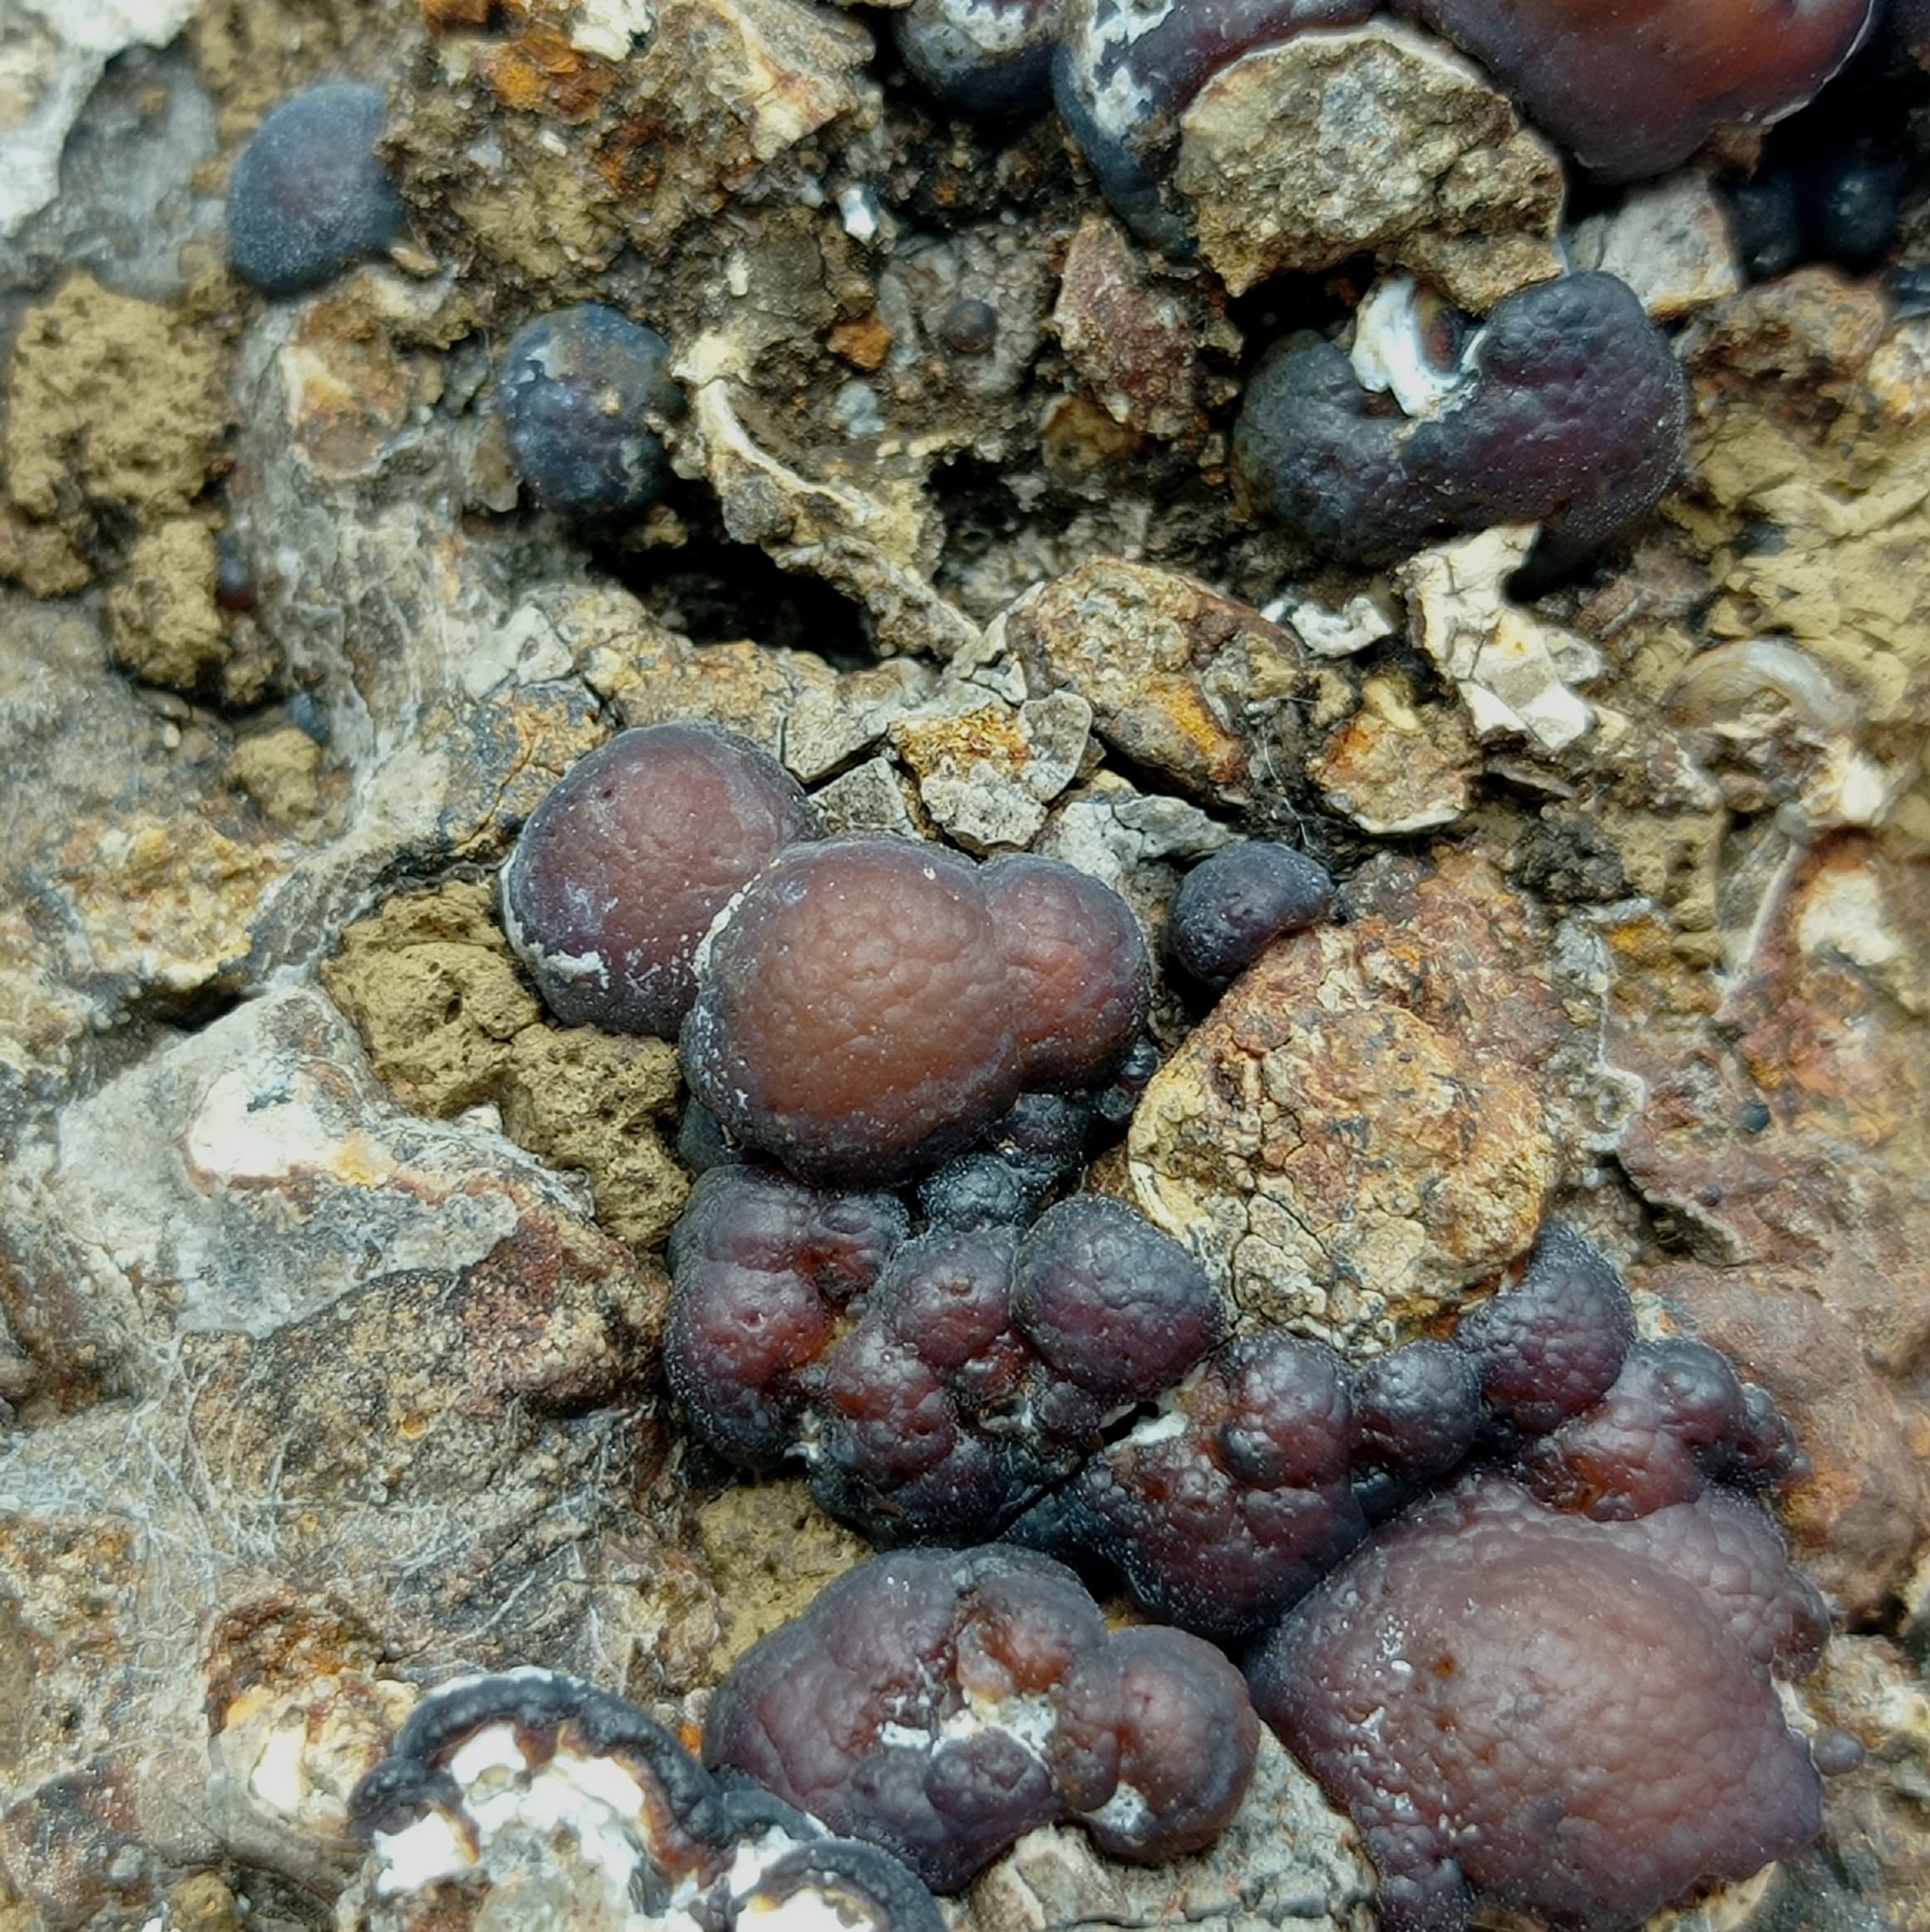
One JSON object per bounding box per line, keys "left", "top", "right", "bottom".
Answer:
{"left": 501, "top": 723, "right": 817, "bottom": 1038}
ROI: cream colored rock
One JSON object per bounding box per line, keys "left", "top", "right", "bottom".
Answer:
{"left": 1570, "top": 172, "right": 1742, "bottom": 320}
{"left": 1403, "top": 525, "right": 1602, "bottom": 753}
{"left": 1176, "top": 22, "right": 1564, "bottom": 312}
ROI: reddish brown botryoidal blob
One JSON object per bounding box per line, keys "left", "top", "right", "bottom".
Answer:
{"left": 500, "top": 723, "right": 818, "bottom": 1038}
{"left": 682, "top": 837, "right": 1021, "bottom": 1185}
{"left": 680, "top": 837, "right": 1150, "bottom": 1186}
{"left": 703, "top": 1546, "right": 1260, "bottom": 1893}
{"left": 982, "top": 855, "right": 1152, "bottom": 1091}
{"left": 1396, "top": 0, "right": 1877, "bottom": 180}
{"left": 1250, "top": 1475, "right": 1832, "bottom": 1932}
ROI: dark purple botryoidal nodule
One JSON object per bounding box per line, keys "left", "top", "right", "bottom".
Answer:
{"left": 1236, "top": 273, "right": 1690, "bottom": 568}
{"left": 500, "top": 722, "right": 819, "bottom": 1038}
{"left": 680, "top": 836, "right": 1148, "bottom": 1187}
{"left": 702, "top": 1546, "right": 1259, "bottom": 1892}
{"left": 1250, "top": 1475, "right": 1836, "bottom": 1932}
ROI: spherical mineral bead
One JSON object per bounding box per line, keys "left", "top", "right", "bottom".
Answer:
{"left": 227, "top": 84, "right": 405, "bottom": 296}
{"left": 1168, "top": 841, "right": 1334, "bottom": 988}
{"left": 982, "top": 855, "right": 1152, "bottom": 1091}
{"left": 681, "top": 837, "right": 1023, "bottom": 1186}
{"left": 1012, "top": 1195, "right": 1224, "bottom": 1403}
{"left": 497, "top": 304, "right": 682, "bottom": 521}
{"left": 500, "top": 723, "right": 818, "bottom": 1038}
{"left": 1454, "top": 1222, "right": 1635, "bottom": 1436}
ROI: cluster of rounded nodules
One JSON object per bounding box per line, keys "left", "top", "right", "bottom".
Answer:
{"left": 672, "top": 1216, "right": 1844, "bottom": 1932}
{"left": 448, "top": 719, "right": 1848, "bottom": 1932}
{"left": 503, "top": 722, "right": 1186, "bottom": 1187}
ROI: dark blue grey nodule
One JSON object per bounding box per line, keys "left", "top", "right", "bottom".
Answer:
{"left": 227, "top": 83, "right": 405, "bottom": 296}
{"left": 496, "top": 304, "right": 682, "bottom": 521}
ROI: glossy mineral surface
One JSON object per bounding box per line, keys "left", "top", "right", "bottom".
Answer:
{"left": 1398, "top": 0, "right": 1877, "bottom": 179}
{"left": 1250, "top": 1476, "right": 1830, "bottom": 1932}
{"left": 500, "top": 724, "right": 818, "bottom": 1037}
{"left": 666, "top": 1172, "right": 1223, "bottom": 1542}
{"left": 497, "top": 304, "right": 682, "bottom": 520}
{"left": 1237, "top": 274, "right": 1688, "bottom": 564}
{"left": 681, "top": 836, "right": 1147, "bottom": 1184}
{"left": 703, "top": 1546, "right": 1258, "bottom": 1891}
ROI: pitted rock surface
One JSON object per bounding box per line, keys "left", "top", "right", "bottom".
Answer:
{"left": 1129, "top": 850, "right": 1579, "bottom": 1346}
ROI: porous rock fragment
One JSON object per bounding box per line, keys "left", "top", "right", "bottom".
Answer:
{"left": 1050, "top": 214, "right": 1221, "bottom": 441}
{"left": 323, "top": 880, "right": 690, "bottom": 1249}
{"left": 1130, "top": 851, "right": 1569, "bottom": 1344}
{"left": 1175, "top": 23, "right": 1564, "bottom": 312}
{"left": 0, "top": 272, "right": 226, "bottom": 588}
{"left": 108, "top": 519, "right": 227, "bottom": 694}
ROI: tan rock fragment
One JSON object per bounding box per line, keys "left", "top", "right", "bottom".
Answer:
{"left": 228, "top": 728, "right": 324, "bottom": 826}
{"left": 1176, "top": 23, "right": 1564, "bottom": 312}
{"left": 1310, "top": 672, "right": 1474, "bottom": 834}
{"left": 323, "top": 882, "right": 689, "bottom": 1250}
{"left": 55, "top": 813, "right": 288, "bottom": 1000}
{"left": 1001, "top": 560, "right": 1329, "bottom": 806}
{"left": 1, "top": 274, "right": 225, "bottom": 581}
{"left": 109, "top": 520, "right": 227, "bottom": 693}
{"left": 1129, "top": 851, "right": 1566, "bottom": 1347}
{"left": 694, "top": 1481, "right": 870, "bottom": 1671}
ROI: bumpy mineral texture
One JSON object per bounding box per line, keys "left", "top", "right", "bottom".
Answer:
{"left": 2, "top": 0, "right": 1928, "bottom": 1926}
{"left": 1129, "top": 850, "right": 1608, "bottom": 1345}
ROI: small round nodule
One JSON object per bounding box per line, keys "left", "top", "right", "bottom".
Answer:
{"left": 894, "top": 0, "right": 1063, "bottom": 113}
{"left": 497, "top": 304, "right": 682, "bottom": 521}
{"left": 1012, "top": 1195, "right": 1224, "bottom": 1402}
{"left": 935, "top": 296, "right": 1000, "bottom": 356}
{"left": 227, "top": 83, "right": 405, "bottom": 296}
{"left": 983, "top": 855, "right": 1151, "bottom": 1091}
{"left": 1169, "top": 841, "right": 1334, "bottom": 988}
{"left": 500, "top": 723, "right": 818, "bottom": 1038}
{"left": 681, "top": 837, "right": 1024, "bottom": 1187}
